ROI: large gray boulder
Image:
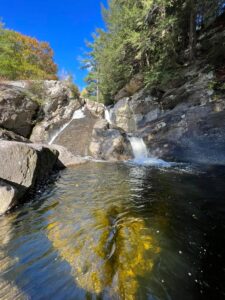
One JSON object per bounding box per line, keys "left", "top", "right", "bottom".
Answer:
{"left": 52, "top": 109, "right": 97, "bottom": 156}
{"left": 89, "top": 119, "right": 133, "bottom": 161}
{"left": 0, "top": 141, "right": 58, "bottom": 214}
{"left": 0, "top": 83, "right": 38, "bottom": 137}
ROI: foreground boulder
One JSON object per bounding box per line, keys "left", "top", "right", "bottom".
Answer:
{"left": 0, "top": 141, "right": 58, "bottom": 214}
{"left": 89, "top": 120, "right": 133, "bottom": 161}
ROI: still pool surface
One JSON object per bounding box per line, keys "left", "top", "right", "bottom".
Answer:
{"left": 0, "top": 162, "right": 225, "bottom": 300}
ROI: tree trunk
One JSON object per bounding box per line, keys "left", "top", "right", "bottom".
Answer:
{"left": 189, "top": 0, "right": 197, "bottom": 62}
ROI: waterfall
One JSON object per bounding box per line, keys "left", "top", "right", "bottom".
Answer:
{"left": 49, "top": 108, "right": 85, "bottom": 145}
{"left": 128, "top": 136, "right": 172, "bottom": 167}
{"left": 104, "top": 107, "right": 112, "bottom": 124}
{"left": 129, "top": 137, "right": 149, "bottom": 160}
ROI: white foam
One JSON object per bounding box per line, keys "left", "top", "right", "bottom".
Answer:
{"left": 128, "top": 136, "right": 172, "bottom": 167}
{"left": 105, "top": 107, "right": 112, "bottom": 124}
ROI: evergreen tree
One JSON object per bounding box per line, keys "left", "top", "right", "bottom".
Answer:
{"left": 84, "top": 0, "right": 225, "bottom": 104}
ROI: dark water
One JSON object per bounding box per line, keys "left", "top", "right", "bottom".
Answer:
{"left": 0, "top": 162, "right": 225, "bottom": 300}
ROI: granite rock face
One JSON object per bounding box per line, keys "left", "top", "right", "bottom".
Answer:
{"left": 110, "top": 68, "right": 225, "bottom": 164}
{"left": 84, "top": 99, "right": 105, "bottom": 118}
{"left": 89, "top": 119, "right": 133, "bottom": 161}
{"left": 0, "top": 83, "right": 38, "bottom": 137}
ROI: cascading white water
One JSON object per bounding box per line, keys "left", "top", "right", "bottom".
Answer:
{"left": 128, "top": 136, "right": 172, "bottom": 167}
{"left": 49, "top": 108, "right": 85, "bottom": 145}
{"left": 129, "top": 137, "right": 149, "bottom": 160}
{"left": 104, "top": 107, "right": 112, "bottom": 124}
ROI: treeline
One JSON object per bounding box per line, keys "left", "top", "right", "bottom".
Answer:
{"left": 0, "top": 22, "right": 57, "bottom": 80}
{"left": 84, "top": 0, "right": 225, "bottom": 104}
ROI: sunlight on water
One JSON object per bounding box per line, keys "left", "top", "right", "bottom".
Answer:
{"left": 1, "top": 162, "right": 225, "bottom": 300}
{"left": 0, "top": 215, "right": 27, "bottom": 300}
{"left": 47, "top": 204, "right": 160, "bottom": 299}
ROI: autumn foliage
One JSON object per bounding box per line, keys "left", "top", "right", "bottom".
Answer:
{"left": 0, "top": 23, "right": 58, "bottom": 80}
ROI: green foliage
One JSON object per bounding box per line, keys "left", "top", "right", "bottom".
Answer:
{"left": 0, "top": 22, "right": 58, "bottom": 80}
{"left": 84, "top": 0, "right": 224, "bottom": 104}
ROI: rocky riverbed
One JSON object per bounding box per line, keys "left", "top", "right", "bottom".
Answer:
{"left": 1, "top": 20, "right": 225, "bottom": 214}
{"left": 0, "top": 80, "right": 133, "bottom": 214}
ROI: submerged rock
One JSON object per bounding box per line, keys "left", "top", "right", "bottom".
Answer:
{"left": 89, "top": 119, "right": 133, "bottom": 161}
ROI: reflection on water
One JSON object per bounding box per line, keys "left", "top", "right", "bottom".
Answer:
{"left": 0, "top": 162, "right": 225, "bottom": 300}
{"left": 0, "top": 215, "right": 27, "bottom": 300}
{"left": 48, "top": 208, "right": 160, "bottom": 298}
{"left": 47, "top": 163, "right": 161, "bottom": 298}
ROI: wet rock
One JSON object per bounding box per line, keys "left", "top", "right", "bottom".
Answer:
{"left": 140, "top": 98, "right": 225, "bottom": 164}
{"left": 89, "top": 119, "right": 133, "bottom": 161}
{"left": 0, "top": 83, "right": 38, "bottom": 138}
{"left": 0, "top": 141, "right": 58, "bottom": 214}
{"left": 0, "top": 180, "right": 18, "bottom": 215}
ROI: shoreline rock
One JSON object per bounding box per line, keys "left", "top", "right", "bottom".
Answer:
{"left": 0, "top": 141, "right": 58, "bottom": 215}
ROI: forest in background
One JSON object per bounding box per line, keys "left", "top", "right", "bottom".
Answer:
{"left": 84, "top": 0, "right": 225, "bottom": 104}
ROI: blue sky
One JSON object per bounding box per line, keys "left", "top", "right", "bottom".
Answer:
{"left": 1, "top": 0, "right": 108, "bottom": 90}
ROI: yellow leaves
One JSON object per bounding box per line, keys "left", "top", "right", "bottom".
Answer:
{"left": 0, "top": 28, "right": 57, "bottom": 80}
